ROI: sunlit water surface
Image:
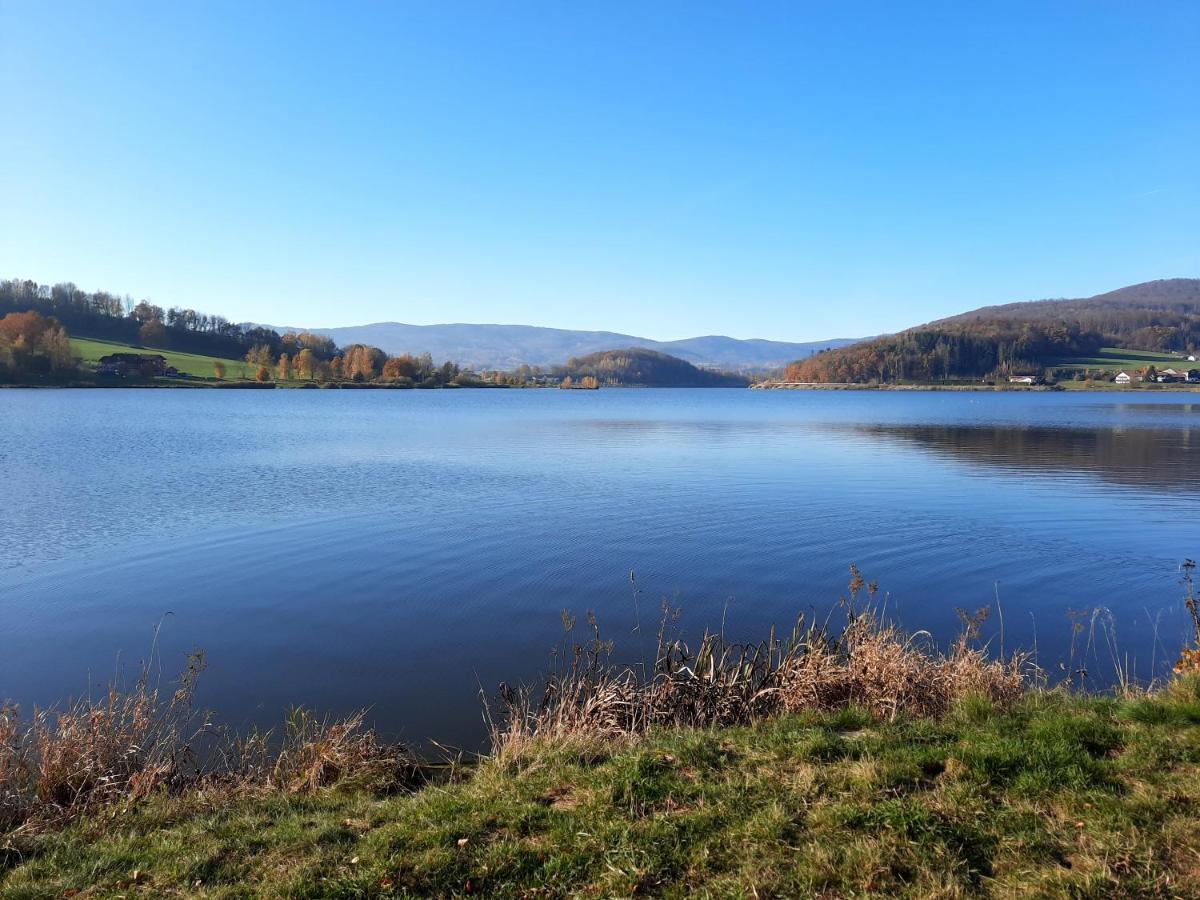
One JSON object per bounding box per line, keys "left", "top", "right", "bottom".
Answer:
{"left": 2, "top": 389, "right": 1198, "bottom": 746}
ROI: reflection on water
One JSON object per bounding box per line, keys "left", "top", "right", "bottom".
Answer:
{"left": 838, "top": 423, "right": 1200, "bottom": 493}
{"left": 1, "top": 389, "right": 1198, "bottom": 746}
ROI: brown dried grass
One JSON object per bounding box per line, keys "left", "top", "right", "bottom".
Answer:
{"left": 491, "top": 567, "right": 1029, "bottom": 753}
{"left": 0, "top": 652, "right": 420, "bottom": 836}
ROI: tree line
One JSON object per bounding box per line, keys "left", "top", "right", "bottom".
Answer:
{"left": 0, "top": 278, "right": 299, "bottom": 361}
{"left": 242, "top": 342, "right": 466, "bottom": 387}
{"left": 0, "top": 278, "right": 481, "bottom": 387}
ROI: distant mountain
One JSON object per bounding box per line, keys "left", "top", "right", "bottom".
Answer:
{"left": 250, "top": 321, "right": 858, "bottom": 371}
{"left": 562, "top": 347, "right": 750, "bottom": 387}
{"left": 784, "top": 278, "right": 1200, "bottom": 384}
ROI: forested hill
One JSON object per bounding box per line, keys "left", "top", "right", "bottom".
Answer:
{"left": 785, "top": 279, "right": 1200, "bottom": 384}
{"left": 933, "top": 278, "right": 1200, "bottom": 337}
{"left": 561, "top": 348, "right": 750, "bottom": 387}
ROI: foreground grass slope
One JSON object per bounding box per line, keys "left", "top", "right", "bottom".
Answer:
{"left": 4, "top": 686, "right": 1200, "bottom": 898}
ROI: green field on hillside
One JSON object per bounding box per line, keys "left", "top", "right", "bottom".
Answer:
{"left": 1046, "top": 347, "right": 1197, "bottom": 372}
{"left": 70, "top": 337, "right": 251, "bottom": 380}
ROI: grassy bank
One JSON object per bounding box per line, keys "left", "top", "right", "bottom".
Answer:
{"left": 4, "top": 570, "right": 1200, "bottom": 897}
{"left": 3, "top": 688, "right": 1200, "bottom": 897}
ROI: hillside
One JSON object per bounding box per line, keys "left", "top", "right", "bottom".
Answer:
{"left": 561, "top": 347, "right": 750, "bottom": 387}
{"left": 936, "top": 278, "right": 1200, "bottom": 329}
{"left": 1, "top": 278, "right": 315, "bottom": 366}
{"left": 254, "top": 321, "right": 857, "bottom": 372}
{"left": 785, "top": 278, "right": 1200, "bottom": 383}
{"left": 70, "top": 337, "right": 249, "bottom": 380}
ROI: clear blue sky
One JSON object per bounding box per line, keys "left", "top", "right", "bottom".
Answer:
{"left": 2, "top": 2, "right": 1197, "bottom": 341}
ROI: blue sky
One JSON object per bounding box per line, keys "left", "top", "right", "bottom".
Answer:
{"left": 2, "top": 2, "right": 1197, "bottom": 341}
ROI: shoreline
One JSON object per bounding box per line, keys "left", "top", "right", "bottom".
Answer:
{"left": 4, "top": 666, "right": 1200, "bottom": 894}
{"left": 5, "top": 576, "right": 1200, "bottom": 895}
{"left": 753, "top": 380, "right": 1200, "bottom": 392}
{"left": 9, "top": 379, "right": 1200, "bottom": 392}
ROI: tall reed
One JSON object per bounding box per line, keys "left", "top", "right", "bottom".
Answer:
{"left": 0, "top": 652, "right": 420, "bottom": 835}
{"left": 490, "top": 566, "right": 1030, "bottom": 754}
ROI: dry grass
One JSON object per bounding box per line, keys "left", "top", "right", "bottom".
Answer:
{"left": 267, "top": 707, "right": 422, "bottom": 794}
{"left": 0, "top": 654, "right": 202, "bottom": 833}
{"left": 491, "top": 567, "right": 1029, "bottom": 754}
{"left": 0, "top": 653, "right": 422, "bottom": 838}
{"left": 1176, "top": 559, "right": 1200, "bottom": 676}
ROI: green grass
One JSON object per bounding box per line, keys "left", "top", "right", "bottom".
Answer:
{"left": 1046, "top": 347, "right": 1197, "bottom": 373}
{"left": 70, "top": 337, "right": 252, "bottom": 381}
{"left": 1057, "top": 379, "right": 1200, "bottom": 392}
{"left": 6, "top": 686, "right": 1200, "bottom": 897}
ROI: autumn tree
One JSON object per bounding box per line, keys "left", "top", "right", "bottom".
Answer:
{"left": 382, "top": 354, "right": 419, "bottom": 380}
{"left": 138, "top": 317, "right": 167, "bottom": 347}
{"left": 417, "top": 352, "right": 435, "bottom": 380}
{"left": 130, "top": 300, "right": 165, "bottom": 324}
{"left": 213, "top": 360, "right": 226, "bottom": 380}
{"left": 295, "top": 331, "right": 337, "bottom": 357}
{"left": 0, "top": 310, "right": 50, "bottom": 345}
{"left": 294, "top": 348, "right": 316, "bottom": 380}
{"left": 255, "top": 365, "right": 271, "bottom": 383}
{"left": 346, "top": 345, "right": 370, "bottom": 381}
{"left": 245, "top": 343, "right": 273, "bottom": 368}
{"left": 277, "top": 352, "right": 292, "bottom": 381}
{"left": 0, "top": 310, "right": 76, "bottom": 381}
{"left": 343, "top": 344, "right": 385, "bottom": 381}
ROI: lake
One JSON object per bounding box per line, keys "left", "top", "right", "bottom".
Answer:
{"left": 2, "top": 388, "right": 1198, "bottom": 747}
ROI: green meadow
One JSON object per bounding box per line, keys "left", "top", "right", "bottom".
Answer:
{"left": 1046, "top": 346, "right": 1196, "bottom": 373}
{"left": 70, "top": 337, "right": 251, "bottom": 381}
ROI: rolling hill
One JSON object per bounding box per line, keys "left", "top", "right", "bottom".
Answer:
{"left": 251, "top": 321, "right": 858, "bottom": 372}
{"left": 560, "top": 347, "right": 750, "bottom": 387}
{"left": 785, "top": 278, "right": 1200, "bottom": 384}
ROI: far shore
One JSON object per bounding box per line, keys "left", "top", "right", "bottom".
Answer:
{"left": 753, "top": 380, "right": 1200, "bottom": 393}
{"left": 8, "top": 378, "right": 1200, "bottom": 393}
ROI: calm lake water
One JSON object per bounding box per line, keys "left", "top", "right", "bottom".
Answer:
{"left": 2, "top": 388, "right": 1198, "bottom": 746}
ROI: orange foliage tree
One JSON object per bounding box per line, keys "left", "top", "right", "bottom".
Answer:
{"left": 0, "top": 310, "right": 76, "bottom": 380}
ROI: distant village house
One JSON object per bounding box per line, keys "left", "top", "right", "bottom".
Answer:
{"left": 1146, "top": 368, "right": 1200, "bottom": 384}
{"left": 97, "top": 353, "right": 176, "bottom": 377}
{"left": 1114, "top": 371, "right": 1132, "bottom": 384}
{"left": 1007, "top": 375, "right": 1038, "bottom": 385}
